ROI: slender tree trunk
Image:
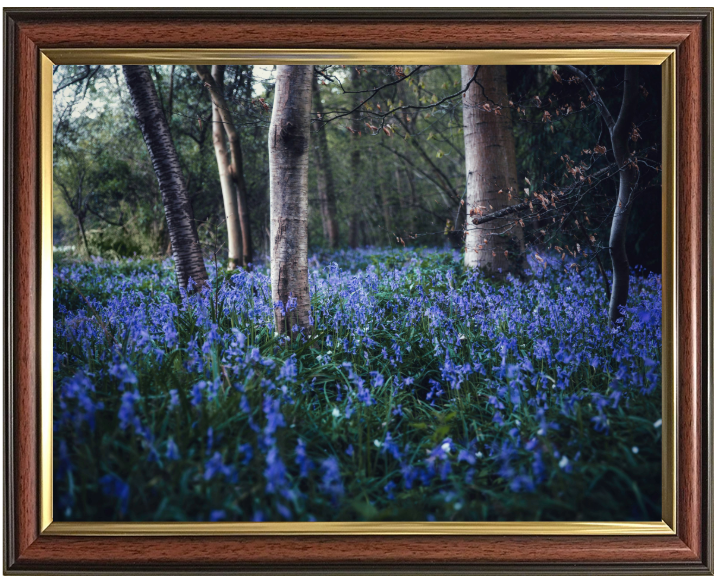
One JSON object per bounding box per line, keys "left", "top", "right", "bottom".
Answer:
{"left": 347, "top": 67, "right": 362, "bottom": 249}
{"left": 123, "top": 65, "right": 208, "bottom": 290}
{"left": 209, "top": 67, "right": 243, "bottom": 269}
{"left": 311, "top": 73, "right": 340, "bottom": 248}
{"left": 76, "top": 214, "right": 91, "bottom": 257}
{"left": 195, "top": 65, "right": 254, "bottom": 266}
{"left": 607, "top": 66, "right": 640, "bottom": 325}
{"left": 269, "top": 65, "right": 313, "bottom": 335}
{"left": 565, "top": 64, "right": 640, "bottom": 326}
{"left": 167, "top": 64, "right": 175, "bottom": 120}
{"left": 461, "top": 65, "right": 524, "bottom": 274}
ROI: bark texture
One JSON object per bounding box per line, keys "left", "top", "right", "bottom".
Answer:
{"left": 208, "top": 66, "right": 243, "bottom": 269}
{"left": 566, "top": 64, "right": 639, "bottom": 325}
{"left": 269, "top": 65, "right": 313, "bottom": 335}
{"left": 461, "top": 65, "right": 524, "bottom": 273}
{"left": 195, "top": 64, "right": 254, "bottom": 266}
{"left": 123, "top": 64, "right": 208, "bottom": 290}
{"left": 607, "top": 66, "right": 640, "bottom": 325}
{"left": 311, "top": 74, "right": 340, "bottom": 248}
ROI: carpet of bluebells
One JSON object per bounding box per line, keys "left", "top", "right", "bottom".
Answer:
{"left": 53, "top": 247, "right": 662, "bottom": 522}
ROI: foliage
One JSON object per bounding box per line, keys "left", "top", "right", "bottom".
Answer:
{"left": 54, "top": 248, "right": 661, "bottom": 521}
{"left": 53, "top": 64, "right": 662, "bottom": 274}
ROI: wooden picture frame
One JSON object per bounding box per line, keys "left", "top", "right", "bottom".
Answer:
{"left": 4, "top": 8, "right": 713, "bottom": 574}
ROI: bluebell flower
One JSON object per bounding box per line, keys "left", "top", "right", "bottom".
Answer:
{"left": 204, "top": 451, "right": 233, "bottom": 481}
{"left": 319, "top": 457, "right": 344, "bottom": 503}
{"left": 166, "top": 437, "right": 180, "bottom": 461}
{"left": 99, "top": 474, "right": 130, "bottom": 516}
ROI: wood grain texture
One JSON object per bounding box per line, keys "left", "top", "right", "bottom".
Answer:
{"left": 14, "top": 535, "right": 702, "bottom": 567}
{"left": 16, "top": 19, "right": 695, "bottom": 49}
{"left": 676, "top": 21, "right": 704, "bottom": 562}
{"left": 4, "top": 9, "right": 712, "bottom": 573}
{"left": 11, "top": 26, "right": 40, "bottom": 564}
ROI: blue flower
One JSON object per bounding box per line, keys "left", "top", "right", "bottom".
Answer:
{"left": 319, "top": 457, "right": 344, "bottom": 503}
{"left": 166, "top": 437, "right": 180, "bottom": 461}
{"left": 99, "top": 474, "right": 130, "bottom": 516}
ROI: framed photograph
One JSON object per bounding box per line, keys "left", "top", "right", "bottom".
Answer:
{"left": 4, "top": 8, "right": 712, "bottom": 574}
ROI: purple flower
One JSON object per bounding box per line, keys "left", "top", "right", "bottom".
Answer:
{"left": 295, "top": 438, "right": 313, "bottom": 478}
{"left": 166, "top": 437, "right": 180, "bottom": 461}
{"left": 99, "top": 474, "right": 130, "bottom": 516}
{"left": 320, "top": 457, "right": 344, "bottom": 503}
{"left": 204, "top": 452, "right": 233, "bottom": 481}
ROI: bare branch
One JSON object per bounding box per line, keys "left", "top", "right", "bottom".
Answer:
{"left": 563, "top": 65, "right": 616, "bottom": 131}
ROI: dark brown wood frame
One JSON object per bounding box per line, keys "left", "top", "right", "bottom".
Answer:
{"left": 3, "top": 8, "right": 713, "bottom": 574}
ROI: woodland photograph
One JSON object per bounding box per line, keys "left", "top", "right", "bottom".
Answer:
{"left": 53, "top": 62, "right": 663, "bottom": 522}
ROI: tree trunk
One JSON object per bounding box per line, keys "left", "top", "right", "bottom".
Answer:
{"left": 461, "top": 65, "right": 524, "bottom": 274}
{"left": 208, "top": 66, "right": 243, "bottom": 269}
{"left": 195, "top": 65, "right": 254, "bottom": 266}
{"left": 347, "top": 67, "right": 362, "bottom": 249}
{"left": 123, "top": 65, "right": 208, "bottom": 290}
{"left": 167, "top": 64, "right": 175, "bottom": 120}
{"left": 269, "top": 65, "right": 313, "bottom": 336}
{"left": 565, "top": 64, "right": 640, "bottom": 326}
{"left": 607, "top": 66, "right": 640, "bottom": 325}
{"left": 311, "top": 73, "right": 340, "bottom": 249}
{"left": 75, "top": 214, "right": 91, "bottom": 257}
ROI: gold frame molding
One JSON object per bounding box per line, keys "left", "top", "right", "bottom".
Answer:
{"left": 40, "top": 48, "right": 676, "bottom": 537}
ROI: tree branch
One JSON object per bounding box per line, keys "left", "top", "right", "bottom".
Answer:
{"left": 564, "top": 65, "right": 616, "bottom": 131}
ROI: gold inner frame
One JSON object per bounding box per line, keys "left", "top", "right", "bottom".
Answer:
{"left": 40, "top": 49, "right": 677, "bottom": 536}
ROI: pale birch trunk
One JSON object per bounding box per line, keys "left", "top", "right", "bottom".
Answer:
{"left": 461, "top": 65, "right": 524, "bottom": 273}
{"left": 269, "top": 65, "right": 313, "bottom": 335}
{"left": 209, "top": 67, "right": 243, "bottom": 269}
{"left": 195, "top": 65, "right": 254, "bottom": 266}
{"left": 311, "top": 74, "right": 340, "bottom": 248}
{"left": 123, "top": 65, "right": 208, "bottom": 290}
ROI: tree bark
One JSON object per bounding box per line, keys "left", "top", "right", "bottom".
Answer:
{"left": 269, "top": 65, "right": 313, "bottom": 335}
{"left": 207, "top": 66, "right": 243, "bottom": 269}
{"left": 565, "top": 65, "right": 639, "bottom": 326}
{"left": 195, "top": 64, "right": 254, "bottom": 266}
{"left": 123, "top": 65, "right": 208, "bottom": 290}
{"left": 167, "top": 64, "right": 175, "bottom": 120}
{"left": 607, "top": 66, "right": 640, "bottom": 325}
{"left": 75, "top": 214, "right": 91, "bottom": 257}
{"left": 311, "top": 73, "right": 340, "bottom": 249}
{"left": 461, "top": 65, "right": 524, "bottom": 274}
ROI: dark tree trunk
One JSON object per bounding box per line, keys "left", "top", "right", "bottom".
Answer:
{"left": 75, "top": 214, "right": 91, "bottom": 257}
{"left": 607, "top": 66, "right": 640, "bottom": 325}
{"left": 123, "top": 65, "right": 208, "bottom": 290}
{"left": 566, "top": 64, "right": 640, "bottom": 326}
{"left": 269, "top": 65, "right": 313, "bottom": 335}
{"left": 311, "top": 73, "right": 340, "bottom": 248}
